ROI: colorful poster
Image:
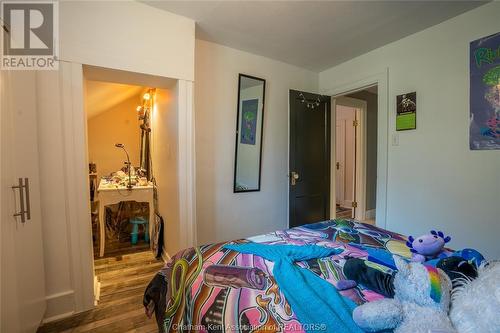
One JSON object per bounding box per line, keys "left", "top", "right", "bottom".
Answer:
{"left": 240, "top": 99, "right": 258, "bottom": 145}
{"left": 396, "top": 92, "right": 417, "bottom": 131}
{"left": 470, "top": 32, "right": 500, "bottom": 150}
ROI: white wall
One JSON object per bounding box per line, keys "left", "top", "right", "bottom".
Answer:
{"left": 152, "top": 88, "right": 181, "bottom": 256}
{"left": 87, "top": 95, "right": 142, "bottom": 180}
{"left": 320, "top": 2, "right": 500, "bottom": 259}
{"left": 195, "top": 40, "right": 318, "bottom": 245}
{"left": 60, "top": 1, "right": 195, "bottom": 81}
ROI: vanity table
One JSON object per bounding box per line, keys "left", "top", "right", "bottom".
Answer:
{"left": 97, "top": 179, "right": 154, "bottom": 257}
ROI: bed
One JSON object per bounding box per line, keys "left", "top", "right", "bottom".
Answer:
{"left": 143, "top": 219, "right": 414, "bottom": 332}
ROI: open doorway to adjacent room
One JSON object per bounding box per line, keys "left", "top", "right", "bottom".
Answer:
{"left": 86, "top": 79, "right": 153, "bottom": 258}
{"left": 83, "top": 65, "right": 179, "bottom": 306}
{"left": 333, "top": 86, "right": 378, "bottom": 224}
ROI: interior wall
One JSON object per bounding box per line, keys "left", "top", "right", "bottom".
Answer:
{"left": 195, "top": 39, "right": 318, "bottom": 245}
{"left": 59, "top": 1, "right": 195, "bottom": 81}
{"left": 346, "top": 90, "right": 378, "bottom": 211}
{"left": 319, "top": 2, "right": 500, "bottom": 259}
{"left": 151, "top": 87, "right": 181, "bottom": 256}
{"left": 87, "top": 95, "right": 142, "bottom": 180}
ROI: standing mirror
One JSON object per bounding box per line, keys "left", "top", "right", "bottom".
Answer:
{"left": 234, "top": 74, "right": 266, "bottom": 192}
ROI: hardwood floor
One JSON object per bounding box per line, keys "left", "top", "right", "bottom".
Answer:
{"left": 38, "top": 251, "right": 164, "bottom": 333}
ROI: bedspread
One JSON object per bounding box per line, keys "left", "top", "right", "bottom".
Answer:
{"left": 150, "top": 219, "right": 413, "bottom": 332}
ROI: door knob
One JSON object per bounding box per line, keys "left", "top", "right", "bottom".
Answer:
{"left": 290, "top": 171, "right": 300, "bottom": 186}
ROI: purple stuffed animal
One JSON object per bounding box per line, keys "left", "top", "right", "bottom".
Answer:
{"left": 406, "top": 230, "right": 451, "bottom": 262}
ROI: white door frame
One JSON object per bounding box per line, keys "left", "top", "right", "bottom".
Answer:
{"left": 322, "top": 69, "right": 389, "bottom": 228}
{"left": 333, "top": 96, "right": 367, "bottom": 221}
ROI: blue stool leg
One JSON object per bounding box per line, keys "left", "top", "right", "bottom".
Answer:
{"left": 144, "top": 223, "right": 149, "bottom": 242}
{"left": 131, "top": 223, "right": 139, "bottom": 245}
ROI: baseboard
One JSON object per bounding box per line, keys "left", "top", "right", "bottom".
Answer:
{"left": 42, "top": 290, "right": 76, "bottom": 323}
{"left": 94, "top": 276, "right": 101, "bottom": 306}
{"left": 161, "top": 248, "right": 171, "bottom": 263}
{"left": 365, "top": 209, "right": 376, "bottom": 219}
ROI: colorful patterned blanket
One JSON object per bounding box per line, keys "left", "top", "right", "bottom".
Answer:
{"left": 153, "top": 219, "right": 413, "bottom": 332}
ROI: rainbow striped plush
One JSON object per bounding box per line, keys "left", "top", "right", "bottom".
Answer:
{"left": 425, "top": 265, "right": 442, "bottom": 303}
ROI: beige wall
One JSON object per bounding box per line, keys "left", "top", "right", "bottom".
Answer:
{"left": 151, "top": 88, "right": 180, "bottom": 255}
{"left": 87, "top": 95, "right": 142, "bottom": 180}
{"left": 320, "top": 2, "right": 500, "bottom": 258}
{"left": 195, "top": 40, "right": 318, "bottom": 245}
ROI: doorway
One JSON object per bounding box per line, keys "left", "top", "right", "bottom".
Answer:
{"left": 288, "top": 85, "right": 378, "bottom": 227}
{"left": 82, "top": 66, "right": 181, "bottom": 307}
{"left": 86, "top": 79, "right": 155, "bottom": 258}
{"left": 333, "top": 87, "right": 378, "bottom": 224}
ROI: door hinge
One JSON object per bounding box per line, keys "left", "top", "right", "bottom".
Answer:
{"left": 351, "top": 201, "right": 358, "bottom": 208}
{"left": 353, "top": 120, "right": 359, "bottom": 127}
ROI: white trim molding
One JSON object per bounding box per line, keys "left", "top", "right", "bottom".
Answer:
{"left": 365, "top": 209, "right": 376, "bottom": 220}
{"left": 177, "top": 80, "right": 197, "bottom": 250}
{"left": 42, "top": 290, "right": 76, "bottom": 324}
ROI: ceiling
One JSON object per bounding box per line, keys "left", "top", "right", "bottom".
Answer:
{"left": 86, "top": 81, "right": 143, "bottom": 119}
{"left": 144, "top": 1, "right": 486, "bottom": 72}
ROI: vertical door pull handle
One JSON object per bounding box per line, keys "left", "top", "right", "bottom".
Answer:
{"left": 11, "top": 178, "right": 26, "bottom": 223}
{"left": 24, "top": 178, "right": 31, "bottom": 220}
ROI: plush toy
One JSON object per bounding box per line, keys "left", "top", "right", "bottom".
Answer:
{"left": 450, "top": 261, "right": 500, "bottom": 333}
{"left": 406, "top": 230, "right": 451, "bottom": 262}
{"left": 352, "top": 256, "right": 455, "bottom": 333}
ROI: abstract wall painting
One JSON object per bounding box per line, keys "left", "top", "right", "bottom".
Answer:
{"left": 396, "top": 92, "right": 417, "bottom": 131}
{"left": 240, "top": 99, "right": 259, "bottom": 145}
{"left": 470, "top": 32, "right": 500, "bottom": 150}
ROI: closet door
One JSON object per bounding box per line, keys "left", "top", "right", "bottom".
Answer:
{"left": 1, "top": 70, "right": 46, "bottom": 332}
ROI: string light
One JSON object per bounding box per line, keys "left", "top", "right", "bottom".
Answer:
{"left": 299, "top": 93, "right": 322, "bottom": 110}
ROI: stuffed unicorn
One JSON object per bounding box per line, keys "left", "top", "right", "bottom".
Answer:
{"left": 352, "top": 256, "right": 455, "bottom": 333}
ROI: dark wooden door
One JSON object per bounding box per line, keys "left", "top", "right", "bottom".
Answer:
{"left": 289, "top": 90, "right": 331, "bottom": 228}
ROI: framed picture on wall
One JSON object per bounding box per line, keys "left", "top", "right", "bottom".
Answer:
{"left": 470, "top": 31, "right": 500, "bottom": 150}
{"left": 396, "top": 92, "right": 417, "bottom": 131}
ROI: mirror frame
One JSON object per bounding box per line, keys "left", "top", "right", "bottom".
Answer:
{"left": 233, "top": 74, "right": 266, "bottom": 193}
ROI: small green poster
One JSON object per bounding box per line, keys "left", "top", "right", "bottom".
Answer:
{"left": 396, "top": 92, "right": 416, "bottom": 131}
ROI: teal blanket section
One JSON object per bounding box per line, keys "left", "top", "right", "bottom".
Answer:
{"left": 223, "top": 243, "right": 364, "bottom": 333}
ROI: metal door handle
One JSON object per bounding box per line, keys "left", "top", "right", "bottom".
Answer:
{"left": 24, "top": 178, "right": 31, "bottom": 220}
{"left": 12, "top": 178, "right": 26, "bottom": 222}
{"left": 11, "top": 177, "right": 30, "bottom": 222}
{"left": 290, "top": 171, "right": 300, "bottom": 186}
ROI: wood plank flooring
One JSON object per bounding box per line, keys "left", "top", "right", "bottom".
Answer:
{"left": 38, "top": 251, "right": 164, "bottom": 333}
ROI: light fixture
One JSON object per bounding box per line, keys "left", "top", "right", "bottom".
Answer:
{"left": 136, "top": 105, "right": 142, "bottom": 112}
{"left": 143, "top": 92, "right": 151, "bottom": 101}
